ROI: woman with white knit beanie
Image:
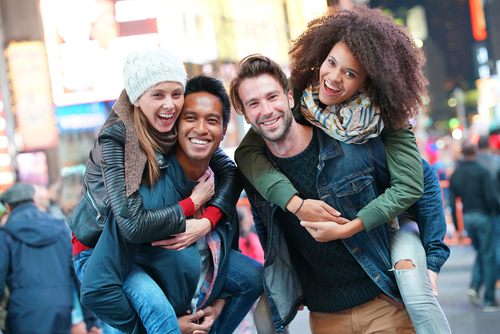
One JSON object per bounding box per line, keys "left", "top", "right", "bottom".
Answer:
{"left": 70, "top": 49, "right": 247, "bottom": 333}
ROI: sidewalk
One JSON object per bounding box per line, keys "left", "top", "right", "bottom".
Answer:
{"left": 438, "top": 244, "right": 500, "bottom": 334}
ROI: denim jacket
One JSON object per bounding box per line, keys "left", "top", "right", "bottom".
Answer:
{"left": 244, "top": 128, "right": 449, "bottom": 331}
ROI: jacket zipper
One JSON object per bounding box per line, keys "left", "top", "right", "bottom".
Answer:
{"left": 86, "top": 190, "right": 102, "bottom": 221}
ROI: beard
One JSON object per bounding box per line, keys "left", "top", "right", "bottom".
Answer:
{"left": 251, "top": 109, "right": 294, "bottom": 143}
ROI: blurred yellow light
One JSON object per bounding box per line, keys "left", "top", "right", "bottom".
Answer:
{"left": 472, "top": 114, "right": 482, "bottom": 122}
{"left": 448, "top": 98, "right": 458, "bottom": 107}
{"left": 414, "top": 39, "right": 423, "bottom": 48}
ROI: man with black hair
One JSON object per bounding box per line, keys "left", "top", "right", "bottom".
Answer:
{"left": 0, "top": 182, "right": 74, "bottom": 333}
{"left": 449, "top": 142, "right": 500, "bottom": 312}
{"left": 80, "top": 75, "right": 262, "bottom": 334}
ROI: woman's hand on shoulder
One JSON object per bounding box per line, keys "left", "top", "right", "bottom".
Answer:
{"left": 151, "top": 218, "right": 212, "bottom": 250}
{"left": 190, "top": 168, "right": 215, "bottom": 210}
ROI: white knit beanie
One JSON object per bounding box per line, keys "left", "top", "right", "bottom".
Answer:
{"left": 123, "top": 49, "right": 187, "bottom": 104}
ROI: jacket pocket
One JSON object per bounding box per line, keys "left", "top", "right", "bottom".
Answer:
{"left": 332, "top": 171, "right": 376, "bottom": 216}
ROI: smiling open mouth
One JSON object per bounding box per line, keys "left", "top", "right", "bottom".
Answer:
{"left": 324, "top": 80, "right": 341, "bottom": 94}
{"left": 262, "top": 118, "right": 278, "bottom": 126}
{"left": 190, "top": 138, "right": 210, "bottom": 145}
{"left": 158, "top": 113, "right": 174, "bottom": 121}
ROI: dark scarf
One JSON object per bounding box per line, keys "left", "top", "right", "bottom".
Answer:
{"left": 112, "top": 89, "right": 177, "bottom": 197}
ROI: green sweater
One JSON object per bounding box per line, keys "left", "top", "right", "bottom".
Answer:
{"left": 235, "top": 87, "right": 424, "bottom": 231}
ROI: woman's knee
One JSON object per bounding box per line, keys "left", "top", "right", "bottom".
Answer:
{"left": 394, "top": 259, "right": 415, "bottom": 270}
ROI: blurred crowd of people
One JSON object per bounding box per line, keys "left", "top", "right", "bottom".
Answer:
{"left": 428, "top": 135, "right": 500, "bottom": 310}
{"left": 0, "top": 178, "right": 112, "bottom": 334}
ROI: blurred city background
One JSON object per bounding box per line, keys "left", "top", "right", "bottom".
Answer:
{"left": 0, "top": 0, "right": 497, "bottom": 210}
{"left": 0, "top": 0, "right": 499, "bottom": 333}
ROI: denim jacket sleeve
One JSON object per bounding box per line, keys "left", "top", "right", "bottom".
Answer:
{"left": 357, "top": 126, "right": 424, "bottom": 231}
{"left": 409, "top": 159, "right": 450, "bottom": 273}
{"left": 80, "top": 215, "right": 146, "bottom": 334}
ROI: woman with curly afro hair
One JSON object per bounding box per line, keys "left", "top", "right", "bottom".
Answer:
{"left": 234, "top": 5, "right": 451, "bottom": 334}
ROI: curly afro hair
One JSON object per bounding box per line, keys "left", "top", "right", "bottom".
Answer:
{"left": 290, "top": 5, "right": 428, "bottom": 129}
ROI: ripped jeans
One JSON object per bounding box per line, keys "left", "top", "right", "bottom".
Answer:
{"left": 389, "top": 214, "right": 451, "bottom": 334}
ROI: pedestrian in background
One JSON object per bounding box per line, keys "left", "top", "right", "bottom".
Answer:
{"left": 0, "top": 183, "right": 74, "bottom": 333}
{"left": 449, "top": 141, "right": 500, "bottom": 312}
{"left": 476, "top": 135, "right": 500, "bottom": 287}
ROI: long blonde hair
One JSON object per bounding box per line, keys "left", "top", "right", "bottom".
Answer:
{"left": 133, "top": 106, "right": 162, "bottom": 187}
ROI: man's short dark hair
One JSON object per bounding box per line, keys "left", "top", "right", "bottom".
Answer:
{"left": 184, "top": 75, "right": 231, "bottom": 129}
{"left": 462, "top": 141, "right": 476, "bottom": 157}
{"left": 477, "top": 136, "right": 490, "bottom": 150}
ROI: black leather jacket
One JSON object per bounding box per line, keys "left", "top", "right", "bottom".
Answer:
{"left": 75, "top": 111, "right": 243, "bottom": 246}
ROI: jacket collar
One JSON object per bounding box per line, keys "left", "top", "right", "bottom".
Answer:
{"left": 164, "top": 150, "right": 199, "bottom": 199}
{"left": 316, "top": 128, "right": 344, "bottom": 160}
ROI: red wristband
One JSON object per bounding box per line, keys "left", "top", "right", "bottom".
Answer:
{"left": 72, "top": 233, "right": 90, "bottom": 257}
{"left": 179, "top": 198, "right": 195, "bottom": 217}
{"left": 202, "top": 206, "right": 224, "bottom": 229}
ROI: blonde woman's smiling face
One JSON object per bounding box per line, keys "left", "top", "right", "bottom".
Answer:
{"left": 134, "top": 81, "right": 184, "bottom": 133}
{"left": 318, "top": 42, "right": 367, "bottom": 106}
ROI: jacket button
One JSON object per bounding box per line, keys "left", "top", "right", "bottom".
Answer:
{"left": 159, "top": 159, "right": 163, "bottom": 164}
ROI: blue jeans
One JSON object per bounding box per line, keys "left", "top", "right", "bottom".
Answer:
{"left": 75, "top": 248, "right": 262, "bottom": 334}
{"left": 464, "top": 212, "right": 497, "bottom": 303}
{"left": 389, "top": 214, "right": 451, "bottom": 334}
{"left": 75, "top": 249, "right": 179, "bottom": 334}
{"left": 495, "top": 215, "right": 500, "bottom": 280}
{"left": 213, "top": 250, "right": 263, "bottom": 334}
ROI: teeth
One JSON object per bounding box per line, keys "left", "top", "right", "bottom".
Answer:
{"left": 158, "top": 114, "right": 173, "bottom": 120}
{"left": 325, "top": 81, "right": 341, "bottom": 91}
{"left": 190, "top": 138, "right": 209, "bottom": 145}
{"left": 263, "top": 119, "right": 278, "bottom": 126}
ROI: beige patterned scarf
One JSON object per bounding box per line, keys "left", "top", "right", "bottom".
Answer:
{"left": 300, "top": 83, "right": 384, "bottom": 144}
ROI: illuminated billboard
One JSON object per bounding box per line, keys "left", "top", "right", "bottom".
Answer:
{"left": 40, "top": 0, "right": 218, "bottom": 106}
{"left": 5, "top": 41, "right": 59, "bottom": 151}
